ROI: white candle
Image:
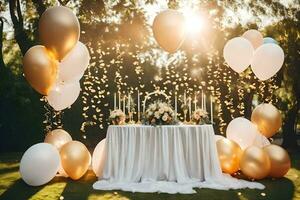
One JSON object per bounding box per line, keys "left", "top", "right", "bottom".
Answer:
{"left": 201, "top": 90, "right": 204, "bottom": 109}
{"left": 137, "top": 90, "right": 140, "bottom": 114}
{"left": 188, "top": 97, "right": 192, "bottom": 118}
{"left": 123, "top": 95, "right": 125, "bottom": 113}
{"left": 194, "top": 93, "right": 197, "bottom": 111}
{"left": 128, "top": 93, "right": 130, "bottom": 113}
{"left": 210, "top": 95, "right": 213, "bottom": 123}
{"left": 118, "top": 92, "right": 121, "bottom": 110}
{"left": 114, "top": 93, "right": 116, "bottom": 110}
{"left": 184, "top": 91, "right": 187, "bottom": 105}
{"left": 204, "top": 94, "right": 207, "bottom": 111}
{"left": 175, "top": 93, "right": 177, "bottom": 120}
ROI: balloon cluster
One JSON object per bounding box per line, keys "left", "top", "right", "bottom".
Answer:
{"left": 223, "top": 29, "right": 284, "bottom": 81}
{"left": 22, "top": 6, "right": 90, "bottom": 111}
{"left": 216, "top": 103, "right": 291, "bottom": 180}
{"left": 20, "top": 129, "right": 107, "bottom": 186}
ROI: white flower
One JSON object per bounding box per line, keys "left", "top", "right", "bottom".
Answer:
{"left": 194, "top": 113, "right": 200, "bottom": 120}
{"left": 159, "top": 108, "right": 164, "bottom": 114}
{"left": 154, "top": 111, "right": 160, "bottom": 119}
{"left": 162, "top": 114, "right": 168, "bottom": 121}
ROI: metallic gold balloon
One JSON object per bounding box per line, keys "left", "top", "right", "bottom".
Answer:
{"left": 152, "top": 9, "right": 185, "bottom": 53}
{"left": 240, "top": 146, "right": 270, "bottom": 180}
{"left": 39, "top": 6, "right": 80, "bottom": 61}
{"left": 251, "top": 103, "right": 282, "bottom": 138}
{"left": 60, "top": 141, "right": 91, "bottom": 180}
{"left": 264, "top": 145, "right": 291, "bottom": 178}
{"left": 23, "top": 45, "right": 57, "bottom": 95}
{"left": 44, "top": 129, "right": 72, "bottom": 150}
{"left": 216, "top": 138, "right": 242, "bottom": 174}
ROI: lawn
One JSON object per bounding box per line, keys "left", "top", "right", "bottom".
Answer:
{"left": 0, "top": 152, "right": 299, "bottom": 200}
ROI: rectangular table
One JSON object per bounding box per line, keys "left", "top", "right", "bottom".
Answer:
{"left": 93, "top": 125, "right": 264, "bottom": 194}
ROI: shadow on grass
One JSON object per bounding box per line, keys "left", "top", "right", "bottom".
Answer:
{"left": 0, "top": 179, "right": 45, "bottom": 200}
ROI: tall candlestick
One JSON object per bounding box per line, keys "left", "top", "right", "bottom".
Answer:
{"left": 201, "top": 90, "right": 204, "bottom": 109}
{"left": 210, "top": 95, "right": 213, "bottom": 123}
{"left": 175, "top": 93, "right": 177, "bottom": 120}
{"left": 118, "top": 92, "right": 121, "bottom": 109}
{"left": 184, "top": 91, "right": 187, "bottom": 105}
{"left": 188, "top": 97, "right": 192, "bottom": 121}
{"left": 128, "top": 93, "right": 130, "bottom": 113}
{"left": 204, "top": 94, "right": 207, "bottom": 111}
{"left": 123, "top": 95, "right": 125, "bottom": 114}
{"left": 137, "top": 90, "right": 140, "bottom": 114}
{"left": 194, "top": 93, "right": 197, "bottom": 111}
{"left": 114, "top": 93, "right": 116, "bottom": 110}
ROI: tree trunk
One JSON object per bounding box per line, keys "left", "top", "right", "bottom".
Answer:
{"left": 9, "top": 0, "right": 33, "bottom": 55}
{"left": 282, "top": 101, "right": 299, "bottom": 149}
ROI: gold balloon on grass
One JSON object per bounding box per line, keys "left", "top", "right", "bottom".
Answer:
{"left": 240, "top": 146, "right": 270, "bottom": 180}
{"left": 60, "top": 141, "right": 91, "bottom": 180}
{"left": 39, "top": 6, "right": 80, "bottom": 61}
{"left": 44, "top": 129, "right": 72, "bottom": 150}
{"left": 216, "top": 138, "right": 242, "bottom": 174}
{"left": 22, "top": 45, "right": 57, "bottom": 95}
{"left": 152, "top": 9, "right": 186, "bottom": 53}
{"left": 251, "top": 103, "right": 282, "bottom": 138}
{"left": 264, "top": 145, "right": 291, "bottom": 178}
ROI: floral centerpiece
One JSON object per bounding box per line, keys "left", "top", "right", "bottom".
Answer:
{"left": 192, "top": 108, "right": 209, "bottom": 124}
{"left": 109, "top": 109, "right": 126, "bottom": 125}
{"left": 144, "top": 101, "right": 176, "bottom": 125}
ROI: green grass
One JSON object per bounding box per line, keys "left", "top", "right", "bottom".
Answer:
{"left": 0, "top": 152, "right": 299, "bottom": 200}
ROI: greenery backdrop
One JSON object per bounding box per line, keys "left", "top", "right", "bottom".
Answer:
{"left": 0, "top": 0, "right": 299, "bottom": 152}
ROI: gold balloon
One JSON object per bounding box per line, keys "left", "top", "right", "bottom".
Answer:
{"left": 39, "top": 6, "right": 80, "bottom": 61}
{"left": 240, "top": 146, "right": 270, "bottom": 180}
{"left": 44, "top": 129, "right": 72, "bottom": 150}
{"left": 60, "top": 141, "right": 91, "bottom": 180}
{"left": 152, "top": 9, "right": 185, "bottom": 53}
{"left": 264, "top": 145, "right": 291, "bottom": 178}
{"left": 251, "top": 103, "right": 282, "bottom": 138}
{"left": 23, "top": 45, "right": 57, "bottom": 95}
{"left": 216, "top": 138, "right": 242, "bottom": 174}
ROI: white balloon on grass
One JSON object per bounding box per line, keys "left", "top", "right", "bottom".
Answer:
{"left": 20, "top": 143, "right": 60, "bottom": 186}
{"left": 242, "top": 29, "right": 264, "bottom": 49}
{"left": 92, "top": 138, "right": 107, "bottom": 178}
{"left": 46, "top": 81, "right": 81, "bottom": 111}
{"left": 214, "top": 135, "right": 225, "bottom": 143}
{"left": 226, "top": 117, "right": 257, "bottom": 149}
{"left": 58, "top": 41, "right": 90, "bottom": 83}
{"left": 223, "top": 37, "right": 254, "bottom": 73}
{"left": 251, "top": 43, "right": 284, "bottom": 81}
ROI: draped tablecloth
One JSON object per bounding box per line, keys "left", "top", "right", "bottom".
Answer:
{"left": 93, "top": 125, "right": 264, "bottom": 194}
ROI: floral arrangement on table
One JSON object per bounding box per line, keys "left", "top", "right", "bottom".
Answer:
{"left": 144, "top": 101, "right": 176, "bottom": 125}
{"left": 109, "top": 109, "right": 126, "bottom": 125}
{"left": 192, "top": 108, "right": 209, "bottom": 124}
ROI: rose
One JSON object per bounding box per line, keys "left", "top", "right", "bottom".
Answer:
{"left": 162, "top": 114, "right": 168, "bottom": 121}
{"left": 159, "top": 108, "right": 165, "bottom": 114}
{"left": 194, "top": 113, "right": 200, "bottom": 120}
{"left": 154, "top": 111, "right": 160, "bottom": 119}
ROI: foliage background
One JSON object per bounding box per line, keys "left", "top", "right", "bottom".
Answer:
{"left": 0, "top": 0, "right": 299, "bottom": 152}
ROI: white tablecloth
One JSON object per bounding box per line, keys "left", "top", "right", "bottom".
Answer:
{"left": 93, "top": 125, "right": 264, "bottom": 194}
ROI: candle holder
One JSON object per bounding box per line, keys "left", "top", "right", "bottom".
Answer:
{"left": 128, "top": 111, "right": 135, "bottom": 124}
{"left": 183, "top": 109, "right": 188, "bottom": 124}
{"left": 136, "top": 111, "right": 142, "bottom": 124}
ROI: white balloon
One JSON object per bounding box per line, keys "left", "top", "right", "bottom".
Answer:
{"left": 214, "top": 135, "right": 225, "bottom": 143}
{"left": 226, "top": 117, "right": 257, "bottom": 149}
{"left": 252, "top": 132, "right": 271, "bottom": 148}
{"left": 251, "top": 43, "right": 284, "bottom": 81}
{"left": 223, "top": 37, "right": 254, "bottom": 73}
{"left": 46, "top": 81, "right": 81, "bottom": 111}
{"left": 92, "top": 138, "right": 107, "bottom": 178}
{"left": 20, "top": 143, "right": 60, "bottom": 186}
{"left": 58, "top": 41, "right": 90, "bottom": 83}
{"left": 242, "top": 29, "right": 263, "bottom": 49}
